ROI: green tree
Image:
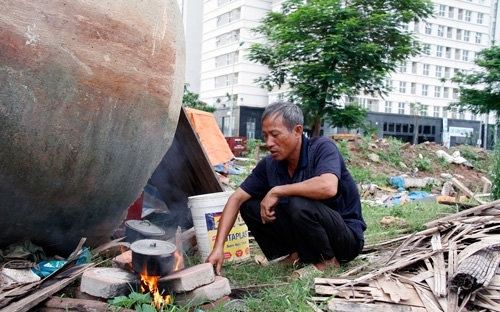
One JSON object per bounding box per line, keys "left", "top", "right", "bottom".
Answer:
{"left": 450, "top": 46, "right": 500, "bottom": 116}
{"left": 248, "top": 0, "right": 433, "bottom": 136}
{"left": 182, "top": 84, "right": 216, "bottom": 113}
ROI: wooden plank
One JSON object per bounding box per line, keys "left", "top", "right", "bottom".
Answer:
{"left": 430, "top": 232, "right": 447, "bottom": 297}
{"left": 451, "top": 177, "right": 486, "bottom": 204}
{"left": 43, "top": 296, "right": 136, "bottom": 312}
{"left": 0, "top": 264, "right": 94, "bottom": 312}
{"left": 447, "top": 241, "right": 459, "bottom": 312}
{"left": 425, "top": 199, "right": 500, "bottom": 229}
{"left": 376, "top": 275, "right": 407, "bottom": 303}
{"left": 327, "top": 298, "right": 427, "bottom": 312}
{"left": 315, "top": 278, "right": 368, "bottom": 286}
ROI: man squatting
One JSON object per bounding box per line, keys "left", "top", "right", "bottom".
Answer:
{"left": 206, "top": 101, "right": 366, "bottom": 277}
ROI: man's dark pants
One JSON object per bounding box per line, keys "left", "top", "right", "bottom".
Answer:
{"left": 239, "top": 196, "right": 363, "bottom": 264}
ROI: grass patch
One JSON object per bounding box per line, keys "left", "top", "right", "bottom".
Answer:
{"left": 362, "top": 201, "right": 457, "bottom": 245}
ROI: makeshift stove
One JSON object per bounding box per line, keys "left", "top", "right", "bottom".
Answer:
{"left": 80, "top": 238, "right": 231, "bottom": 308}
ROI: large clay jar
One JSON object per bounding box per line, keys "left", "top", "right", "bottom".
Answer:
{"left": 0, "top": 1, "right": 185, "bottom": 255}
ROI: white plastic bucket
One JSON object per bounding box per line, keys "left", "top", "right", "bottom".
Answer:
{"left": 188, "top": 191, "right": 250, "bottom": 262}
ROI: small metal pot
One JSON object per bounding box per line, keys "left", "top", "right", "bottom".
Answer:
{"left": 130, "top": 239, "right": 177, "bottom": 276}
{"left": 124, "top": 220, "right": 165, "bottom": 243}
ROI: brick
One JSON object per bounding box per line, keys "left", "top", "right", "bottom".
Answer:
{"left": 112, "top": 250, "right": 133, "bottom": 271}
{"left": 173, "top": 276, "right": 231, "bottom": 307}
{"left": 158, "top": 263, "right": 215, "bottom": 293}
{"left": 80, "top": 267, "right": 140, "bottom": 299}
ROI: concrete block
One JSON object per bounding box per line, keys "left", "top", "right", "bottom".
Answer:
{"left": 112, "top": 250, "right": 133, "bottom": 271}
{"left": 80, "top": 267, "right": 140, "bottom": 299}
{"left": 158, "top": 263, "right": 215, "bottom": 293}
{"left": 174, "top": 276, "right": 231, "bottom": 307}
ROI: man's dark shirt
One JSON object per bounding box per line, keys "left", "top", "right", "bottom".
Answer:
{"left": 240, "top": 135, "right": 366, "bottom": 242}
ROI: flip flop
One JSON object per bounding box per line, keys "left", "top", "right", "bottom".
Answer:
{"left": 291, "top": 264, "right": 323, "bottom": 278}
{"left": 254, "top": 254, "right": 269, "bottom": 266}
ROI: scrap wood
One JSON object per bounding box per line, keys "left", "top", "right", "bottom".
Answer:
{"left": 42, "top": 296, "right": 136, "bottom": 312}
{"left": 0, "top": 263, "right": 94, "bottom": 312}
{"left": 425, "top": 199, "right": 500, "bottom": 229}
{"left": 326, "top": 298, "right": 427, "bottom": 312}
{"left": 451, "top": 177, "right": 486, "bottom": 204}
{"left": 430, "top": 232, "right": 447, "bottom": 298}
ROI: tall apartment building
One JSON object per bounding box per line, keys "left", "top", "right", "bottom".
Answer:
{"left": 199, "top": 0, "right": 272, "bottom": 138}
{"left": 177, "top": 0, "right": 204, "bottom": 93}
{"left": 195, "top": 0, "right": 498, "bottom": 146}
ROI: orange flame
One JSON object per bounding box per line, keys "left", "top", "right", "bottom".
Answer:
{"left": 173, "top": 250, "right": 184, "bottom": 271}
{"left": 140, "top": 273, "right": 171, "bottom": 309}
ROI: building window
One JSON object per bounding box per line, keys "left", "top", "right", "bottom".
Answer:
{"left": 411, "top": 82, "right": 416, "bottom": 94}
{"left": 477, "top": 13, "right": 484, "bottom": 24}
{"left": 465, "top": 10, "right": 472, "bottom": 22}
{"left": 437, "top": 25, "right": 444, "bottom": 37}
{"left": 412, "top": 62, "right": 417, "bottom": 74}
{"left": 225, "top": 75, "right": 231, "bottom": 86}
{"left": 398, "top": 102, "right": 405, "bottom": 114}
{"left": 423, "top": 44, "right": 431, "bottom": 55}
{"left": 448, "top": 7, "right": 454, "bottom": 18}
{"left": 446, "top": 47, "right": 452, "bottom": 58}
{"left": 423, "top": 64, "right": 430, "bottom": 75}
{"left": 246, "top": 117, "right": 256, "bottom": 139}
{"left": 226, "top": 53, "right": 232, "bottom": 65}
{"left": 436, "top": 46, "right": 443, "bottom": 57}
{"left": 462, "top": 50, "right": 469, "bottom": 61}
{"left": 435, "top": 66, "right": 442, "bottom": 77}
{"left": 434, "top": 86, "right": 441, "bottom": 97}
{"left": 439, "top": 5, "right": 446, "bottom": 16}
{"left": 399, "top": 62, "right": 407, "bottom": 73}
{"left": 476, "top": 33, "right": 482, "bottom": 44}
{"left": 422, "top": 85, "right": 429, "bottom": 96}
{"left": 455, "top": 49, "right": 461, "bottom": 60}
{"left": 458, "top": 9, "right": 464, "bottom": 20}
{"left": 447, "top": 27, "right": 453, "bottom": 38}
{"left": 445, "top": 67, "right": 451, "bottom": 78}
{"left": 425, "top": 23, "right": 432, "bottom": 35}
{"left": 399, "top": 81, "right": 406, "bottom": 93}
{"left": 216, "top": 16, "right": 221, "bottom": 27}
{"left": 434, "top": 106, "right": 440, "bottom": 117}
{"left": 453, "top": 88, "right": 459, "bottom": 99}
{"left": 214, "top": 77, "right": 219, "bottom": 88}
{"left": 464, "top": 30, "right": 470, "bottom": 42}
{"left": 385, "top": 101, "right": 392, "bottom": 113}
{"left": 456, "top": 29, "right": 462, "bottom": 40}
{"left": 444, "top": 87, "right": 449, "bottom": 98}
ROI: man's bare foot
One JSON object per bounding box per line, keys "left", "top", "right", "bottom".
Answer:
{"left": 312, "top": 257, "right": 340, "bottom": 271}
{"left": 278, "top": 252, "right": 300, "bottom": 266}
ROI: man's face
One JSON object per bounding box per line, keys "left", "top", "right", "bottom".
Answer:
{"left": 262, "top": 114, "right": 302, "bottom": 161}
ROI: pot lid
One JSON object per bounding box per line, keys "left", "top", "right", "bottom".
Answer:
{"left": 125, "top": 220, "right": 165, "bottom": 236}
{"left": 130, "top": 239, "right": 176, "bottom": 256}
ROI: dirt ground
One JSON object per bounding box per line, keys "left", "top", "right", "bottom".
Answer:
{"left": 343, "top": 137, "right": 491, "bottom": 194}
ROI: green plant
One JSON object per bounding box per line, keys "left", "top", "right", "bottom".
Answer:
{"left": 412, "top": 157, "right": 432, "bottom": 172}
{"left": 337, "top": 139, "right": 351, "bottom": 162}
{"left": 490, "top": 142, "right": 500, "bottom": 200}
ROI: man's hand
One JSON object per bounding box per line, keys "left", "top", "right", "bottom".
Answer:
{"left": 205, "top": 246, "right": 224, "bottom": 275}
{"left": 260, "top": 189, "right": 279, "bottom": 224}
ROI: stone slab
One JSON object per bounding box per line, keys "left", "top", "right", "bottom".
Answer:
{"left": 112, "top": 250, "right": 133, "bottom": 271}
{"left": 80, "top": 267, "right": 140, "bottom": 299}
{"left": 174, "top": 276, "right": 231, "bottom": 307}
{"left": 158, "top": 263, "right": 215, "bottom": 293}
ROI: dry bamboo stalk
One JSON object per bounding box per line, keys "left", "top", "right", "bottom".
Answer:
{"left": 426, "top": 200, "right": 500, "bottom": 229}
{"left": 430, "top": 232, "right": 447, "bottom": 297}
{"left": 449, "top": 246, "right": 500, "bottom": 292}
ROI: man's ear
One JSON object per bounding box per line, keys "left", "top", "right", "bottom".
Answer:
{"left": 293, "top": 124, "right": 303, "bottom": 137}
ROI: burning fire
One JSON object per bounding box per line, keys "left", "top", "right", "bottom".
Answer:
{"left": 140, "top": 273, "right": 171, "bottom": 309}
{"left": 139, "top": 250, "right": 184, "bottom": 310}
